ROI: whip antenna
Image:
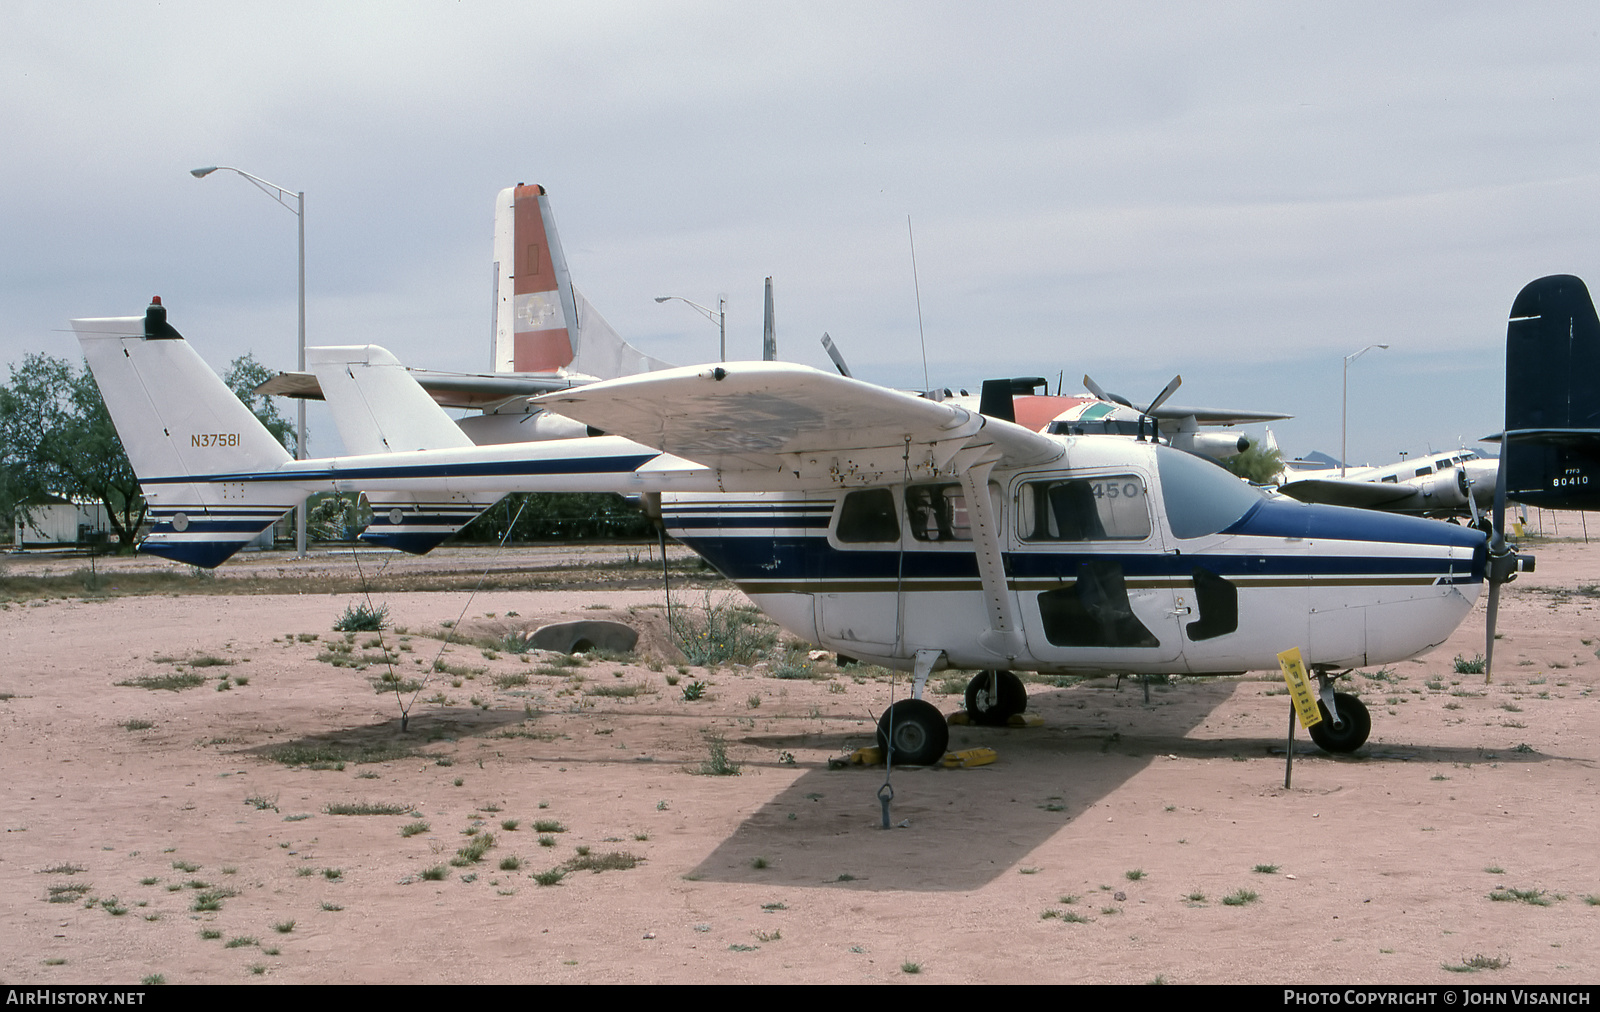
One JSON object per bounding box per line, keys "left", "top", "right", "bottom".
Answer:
{"left": 908, "top": 216, "right": 929, "bottom": 391}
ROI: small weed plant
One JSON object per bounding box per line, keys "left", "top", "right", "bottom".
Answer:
{"left": 115, "top": 673, "right": 205, "bottom": 692}
{"left": 668, "top": 593, "right": 777, "bottom": 666}
{"left": 333, "top": 602, "right": 388, "bottom": 633}
{"left": 694, "top": 737, "right": 741, "bottom": 776}
{"left": 324, "top": 801, "right": 412, "bottom": 816}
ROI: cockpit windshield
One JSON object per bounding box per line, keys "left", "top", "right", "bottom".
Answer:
{"left": 1155, "top": 445, "right": 1267, "bottom": 539}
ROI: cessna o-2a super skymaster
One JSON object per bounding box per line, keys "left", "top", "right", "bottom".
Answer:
{"left": 75, "top": 300, "right": 1517, "bottom": 764}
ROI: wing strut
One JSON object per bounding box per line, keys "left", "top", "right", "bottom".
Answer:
{"left": 951, "top": 443, "right": 1024, "bottom": 662}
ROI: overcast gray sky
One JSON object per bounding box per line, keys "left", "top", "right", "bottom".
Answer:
{"left": 5, "top": 1, "right": 1599, "bottom": 463}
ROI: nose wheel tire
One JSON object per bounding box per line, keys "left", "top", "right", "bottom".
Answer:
{"left": 964, "top": 670, "right": 1027, "bottom": 725}
{"left": 1307, "top": 692, "right": 1371, "bottom": 754}
{"left": 877, "top": 699, "right": 950, "bottom": 766}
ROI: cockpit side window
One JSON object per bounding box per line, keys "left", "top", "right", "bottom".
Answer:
{"left": 1020, "top": 474, "right": 1151, "bottom": 541}
{"left": 904, "top": 483, "right": 972, "bottom": 542}
{"left": 836, "top": 488, "right": 900, "bottom": 543}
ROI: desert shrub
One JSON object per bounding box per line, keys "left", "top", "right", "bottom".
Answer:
{"left": 333, "top": 601, "right": 388, "bottom": 632}
{"left": 669, "top": 593, "right": 777, "bottom": 666}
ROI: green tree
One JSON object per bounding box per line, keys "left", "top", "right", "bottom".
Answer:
{"left": 1223, "top": 439, "right": 1284, "bottom": 485}
{"left": 222, "top": 353, "right": 296, "bottom": 455}
{"left": 456, "top": 492, "right": 653, "bottom": 542}
{"left": 0, "top": 354, "right": 146, "bottom": 547}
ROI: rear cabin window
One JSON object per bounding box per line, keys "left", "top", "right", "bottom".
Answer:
{"left": 836, "top": 488, "right": 900, "bottom": 543}
{"left": 905, "top": 483, "right": 972, "bottom": 542}
{"left": 1020, "top": 474, "right": 1151, "bottom": 541}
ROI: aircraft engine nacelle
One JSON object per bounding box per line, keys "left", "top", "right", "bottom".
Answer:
{"left": 1170, "top": 430, "right": 1251, "bottom": 460}
{"left": 1415, "top": 471, "right": 1469, "bottom": 510}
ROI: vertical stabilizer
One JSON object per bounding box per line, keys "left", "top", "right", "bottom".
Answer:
{"left": 492, "top": 184, "right": 578, "bottom": 373}
{"left": 73, "top": 301, "right": 303, "bottom": 567}
{"left": 1504, "top": 274, "right": 1600, "bottom": 508}
{"left": 490, "top": 184, "right": 672, "bottom": 380}
{"left": 763, "top": 277, "right": 776, "bottom": 361}
{"left": 308, "top": 344, "right": 501, "bottom": 553}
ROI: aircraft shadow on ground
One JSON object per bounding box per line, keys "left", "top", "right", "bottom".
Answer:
{"left": 684, "top": 680, "right": 1243, "bottom": 892}
{"left": 240, "top": 707, "right": 530, "bottom": 763}
{"left": 685, "top": 680, "right": 1571, "bottom": 892}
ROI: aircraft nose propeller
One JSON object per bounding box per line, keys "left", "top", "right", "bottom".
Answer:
{"left": 1483, "top": 448, "right": 1535, "bottom": 683}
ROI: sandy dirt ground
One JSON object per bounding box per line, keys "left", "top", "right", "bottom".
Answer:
{"left": 0, "top": 535, "right": 1596, "bottom": 985}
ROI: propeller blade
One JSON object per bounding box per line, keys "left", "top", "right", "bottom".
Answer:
{"left": 820, "top": 333, "right": 853, "bottom": 378}
{"left": 1484, "top": 579, "right": 1500, "bottom": 681}
{"left": 1083, "top": 374, "right": 1132, "bottom": 408}
{"left": 1144, "top": 374, "right": 1183, "bottom": 416}
{"left": 1459, "top": 465, "right": 1482, "bottom": 529}
{"left": 1484, "top": 450, "right": 1510, "bottom": 684}
{"left": 1492, "top": 446, "right": 1508, "bottom": 551}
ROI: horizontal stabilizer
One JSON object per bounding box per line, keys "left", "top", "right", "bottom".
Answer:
{"left": 361, "top": 494, "right": 501, "bottom": 554}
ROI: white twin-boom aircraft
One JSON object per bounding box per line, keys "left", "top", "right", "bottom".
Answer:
{"left": 74, "top": 301, "right": 1489, "bottom": 763}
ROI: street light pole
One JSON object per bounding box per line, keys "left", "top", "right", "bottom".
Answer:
{"left": 654, "top": 294, "right": 727, "bottom": 361}
{"left": 1341, "top": 343, "right": 1389, "bottom": 478}
{"left": 190, "top": 166, "right": 308, "bottom": 557}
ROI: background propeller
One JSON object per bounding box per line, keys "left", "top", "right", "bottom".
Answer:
{"left": 1083, "top": 374, "right": 1183, "bottom": 441}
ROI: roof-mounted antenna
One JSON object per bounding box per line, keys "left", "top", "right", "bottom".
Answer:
{"left": 908, "top": 216, "right": 929, "bottom": 391}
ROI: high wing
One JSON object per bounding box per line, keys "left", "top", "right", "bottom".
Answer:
{"left": 1277, "top": 477, "right": 1431, "bottom": 510}
{"left": 534, "top": 362, "right": 1065, "bottom": 485}
{"left": 1151, "top": 405, "right": 1291, "bottom": 426}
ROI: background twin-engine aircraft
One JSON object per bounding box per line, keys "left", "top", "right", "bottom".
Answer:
{"left": 72, "top": 187, "right": 1547, "bottom": 764}
{"left": 1275, "top": 448, "right": 1499, "bottom": 518}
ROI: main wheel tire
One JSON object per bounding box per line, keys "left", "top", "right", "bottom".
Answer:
{"left": 1307, "top": 692, "right": 1371, "bottom": 753}
{"left": 964, "top": 670, "right": 1027, "bottom": 725}
{"left": 876, "top": 699, "right": 950, "bottom": 766}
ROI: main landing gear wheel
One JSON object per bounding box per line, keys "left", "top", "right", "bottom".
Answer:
{"left": 877, "top": 699, "right": 950, "bottom": 766}
{"left": 964, "top": 670, "right": 1027, "bottom": 725}
{"left": 1307, "top": 692, "right": 1371, "bottom": 754}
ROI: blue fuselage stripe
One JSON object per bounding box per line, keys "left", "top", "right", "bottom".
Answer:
{"left": 670, "top": 534, "right": 1479, "bottom": 585}
{"left": 139, "top": 454, "right": 659, "bottom": 485}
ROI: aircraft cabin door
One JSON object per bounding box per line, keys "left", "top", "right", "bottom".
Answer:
{"left": 1011, "top": 470, "right": 1185, "bottom": 669}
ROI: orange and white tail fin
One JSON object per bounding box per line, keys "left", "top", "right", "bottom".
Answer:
{"left": 490, "top": 184, "right": 670, "bottom": 379}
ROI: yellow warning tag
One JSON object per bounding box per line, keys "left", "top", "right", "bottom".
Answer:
{"left": 1277, "top": 646, "right": 1322, "bottom": 729}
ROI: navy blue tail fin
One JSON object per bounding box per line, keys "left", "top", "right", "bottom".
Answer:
{"left": 1504, "top": 274, "right": 1600, "bottom": 509}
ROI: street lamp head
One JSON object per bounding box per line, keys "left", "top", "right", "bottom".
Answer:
{"left": 190, "top": 166, "right": 218, "bottom": 178}
{"left": 654, "top": 296, "right": 670, "bottom": 303}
